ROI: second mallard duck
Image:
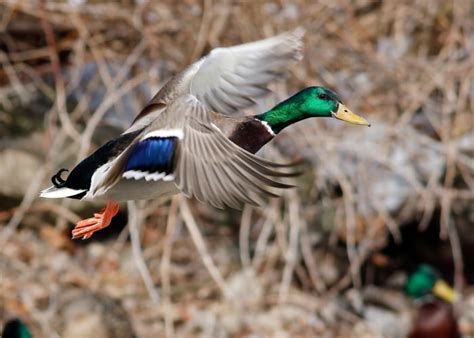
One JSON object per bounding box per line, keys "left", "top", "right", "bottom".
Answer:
{"left": 1, "top": 319, "right": 31, "bottom": 338}
{"left": 40, "top": 29, "right": 370, "bottom": 239}
{"left": 406, "top": 265, "right": 460, "bottom": 338}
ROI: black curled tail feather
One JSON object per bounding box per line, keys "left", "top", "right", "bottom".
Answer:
{"left": 51, "top": 168, "right": 69, "bottom": 188}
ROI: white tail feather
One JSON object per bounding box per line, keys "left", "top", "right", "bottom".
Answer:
{"left": 40, "top": 186, "right": 86, "bottom": 199}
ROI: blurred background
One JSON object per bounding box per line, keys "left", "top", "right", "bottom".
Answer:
{"left": 0, "top": 0, "right": 473, "bottom": 337}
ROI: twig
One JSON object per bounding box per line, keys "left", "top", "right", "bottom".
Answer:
{"left": 239, "top": 204, "right": 252, "bottom": 269}
{"left": 0, "top": 167, "right": 48, "bottom": 246}
{"left": 77, "top": 72, "right": 147, "bottom": 159}
{"left": 0, "top": 51, "right": 29, "bottom": 102}
{"left": 128, "top": 201, "right": 160, "bottom": 303}
{"left": 190, "top": 0, "right": 212, "bottom": 61}
{"left": 39, "top": 0, "right": 81, "bottom": 140}
{"left": 179, "top": 198, "right": 232, "bottom": 299}
{"left": 447, "top": 219, "right": 464, "bottom": 295}
{"left": 0, "top": 127, "right": 76, "bottom": 245}
{"left": 279, "top": 191, "right": 301, "bottom": 302}
{"left": 252, "top": 208, "right": 275, "bottom": 269}
{"left": 339, "top": 172, "right": 362, "bottom": 289}
{"left": 160, "top": 195, "right": 180, "bottom": 338}
{"left": 299, "top": 218, "right": 326, "bottom": 293}
{"left": 29, "top": 201, "right": 82, "bottom": 224}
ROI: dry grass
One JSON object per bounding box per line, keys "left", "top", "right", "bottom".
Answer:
{"left": 0, "top": 0, "right": 473, "bottom": 337}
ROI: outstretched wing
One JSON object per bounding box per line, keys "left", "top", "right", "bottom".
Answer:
{"left": 122, "top": 95, "right": 298, "bottom": 209}
{"left": 130, "top": 28, "right": 304, "bottom": 130}
{"left": 174, "top": 95, "right": 297, "bottom": 209}
{"left": 187, "top": 28, "right": 304, "bottom": 115}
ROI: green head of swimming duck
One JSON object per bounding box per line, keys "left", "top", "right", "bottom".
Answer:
{"left": 2, "top": 319, "right": 32, "bottom": 338}
{"left": 405, "top": 264, "right": 457, "bottom": 303}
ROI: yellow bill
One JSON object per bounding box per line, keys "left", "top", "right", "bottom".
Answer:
{"left": 333, "top": 104, "right": 371, "bottom": 126}
{"left": 433, "top": 279, "right": 458, "bottom": 303}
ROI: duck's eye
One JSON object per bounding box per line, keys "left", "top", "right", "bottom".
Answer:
{"left": 318, "top": 93, "right": 329, "bottom": 100}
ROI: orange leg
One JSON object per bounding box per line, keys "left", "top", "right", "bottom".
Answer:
{"left": 72, "top": 201, "right": 120, "bottom": 240}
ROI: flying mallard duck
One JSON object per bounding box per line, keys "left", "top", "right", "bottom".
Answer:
{"left": 406, "top": 264, "right": 460, "bottom": 338}
{"left": 40, "top": 29, "right": 370, "bottom": 239}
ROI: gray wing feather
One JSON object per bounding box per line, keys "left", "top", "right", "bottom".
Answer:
{"left": 132, "top": 28, "right": 304, "bottom": 129}
{"left": 189, "top": 28, "right": 304, "bottom": 114}
{"left": 174, "top": 95, "right": 296, "bottom": 209}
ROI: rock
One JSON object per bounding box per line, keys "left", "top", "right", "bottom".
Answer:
{"left": 364, "top": 305, "right": 411, "bottom": 338}
{"left": 0, "top": 148, "right": 41, "bottom": 198}
{"left": 227, "top": 268, "right": 263, "bottom": 309}
{"left": 335, "top": 122, "right": 445, "bottom": 215}
{"left": 53, "top": 289, "right": 135, "bottom": 338}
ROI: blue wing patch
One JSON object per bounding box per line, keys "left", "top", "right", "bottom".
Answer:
{"left": 125, "top": 137, "right": 177, "bottom": 176}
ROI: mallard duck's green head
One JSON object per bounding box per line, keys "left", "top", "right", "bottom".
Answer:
{"left": 405, "top": 264, "right": 457, "bottom": 303}
{"left": 2, "top": 319, "right": 32, "bottom": 338}
{"left": 294, "top": 87, "right": 368, "bottom": 122}
{"left": 256, "top": 86, "right": 370, "bottom": 133}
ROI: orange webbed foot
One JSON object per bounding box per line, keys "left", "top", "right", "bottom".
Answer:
{"left": 72, "top": 201, "right": 119, "bottom": 240}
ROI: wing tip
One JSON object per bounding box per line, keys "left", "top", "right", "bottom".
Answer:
{"left": 291, "top": 27, "right": 306, "bottom": 40}
{"left": 289, "top": 27, "right": 305, "bottom": 60}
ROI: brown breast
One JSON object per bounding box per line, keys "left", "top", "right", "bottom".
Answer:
{"left": 227, "top": 118, "right": 275, "bottom": 154}
{"left": 409, "top": 300, "right": 460, "bottom": 338}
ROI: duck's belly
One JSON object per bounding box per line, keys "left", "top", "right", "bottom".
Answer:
{"left": 86, "top": 178, "right": 180, "bottom": 202}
